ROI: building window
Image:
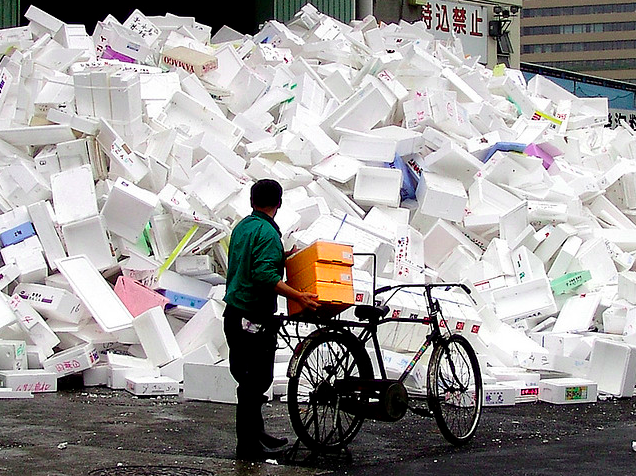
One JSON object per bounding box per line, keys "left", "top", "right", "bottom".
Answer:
{"left": 522, "top": 4, "right": 636, "bottom": 18}
{"left": 541, "top": 58, "right": 636, "bottom": 72}
{"left": 523, "top": 22, "right": 636, "bottom": 35}
{"left": 522, "top": 39, "right": 636, "bottom": 54}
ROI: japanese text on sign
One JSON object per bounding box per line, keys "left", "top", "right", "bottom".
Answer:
{"left": 420, "top": 1, "right": 488, "bottom": 62}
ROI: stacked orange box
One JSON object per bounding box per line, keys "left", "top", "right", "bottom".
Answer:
{"left": 286, "top": 240, "right": 355, "bottom": 316}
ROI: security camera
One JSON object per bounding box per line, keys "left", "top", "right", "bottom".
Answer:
{"left": 493, "top": 5, "right": 503, "bottom": 14}
{"left": 510, "top": 5, "right": 520, "bottom": 14}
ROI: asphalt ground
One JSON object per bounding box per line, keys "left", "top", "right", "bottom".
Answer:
{"left": 0, "top": 375, "right": 635, "bottom": 476}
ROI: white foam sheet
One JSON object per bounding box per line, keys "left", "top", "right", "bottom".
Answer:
{"left": 55, "top": 255, "right": 133, "bottom": 333}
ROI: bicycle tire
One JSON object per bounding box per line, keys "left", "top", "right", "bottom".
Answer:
{"left": 427, "top": 334, "right": 483, "bottom": 446}
{"left": 287, "top": 330, "right": 374, "bottom": 451}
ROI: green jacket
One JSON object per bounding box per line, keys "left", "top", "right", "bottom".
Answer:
{"left": 223, "top": 210, "right": 284, "bottom": 318}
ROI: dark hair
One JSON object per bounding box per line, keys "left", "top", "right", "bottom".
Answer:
{"left": 250, "top": 179, "right": 283, "bottom": 208}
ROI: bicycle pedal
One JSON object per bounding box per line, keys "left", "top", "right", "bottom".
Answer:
{"left": 409, "top": 406, "right": 435, "bottom": 418}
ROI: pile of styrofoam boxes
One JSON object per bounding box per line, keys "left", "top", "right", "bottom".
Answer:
{"left": 1, "top": 3, "right": 636, "bottom": 407}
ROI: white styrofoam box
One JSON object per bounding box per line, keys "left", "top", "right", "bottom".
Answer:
{"left": 511, "top": 246, "right": 546, "bottom": 284}
{"left": 27, "top": 200, "right": 67, "bottom": 271}
{"left": 96, "top": 119, "right": 149, "bottom": 184}
{"left": 0, "top": 124, "right": 76, "bottom": 149}
{"left": 125, "top": 375, "right": 180, "bottom": 396}
{"left": 491, "top": 278, "right": 557, "bottom": 324}
{"left": 539, "top": 378, "right": 598, "bottom": 404}
{"left": 534, "top": 223, "right": 577, "bottom": 264}
{"left": 62, "top": 215, "right": 117, "bottom": 272}
{"left": 160, "top": 342, "right": 223, "bottom": 382}
{"left": 547, "top": 235, "right": 583, "bottom": 279}
{"left": 415, "top": 172, "right": 467, "bottom": 222}
{"left": 50, "top": 164, "right": 97, "bottom": 226}
{"left": 183, "top": 360, "right": 238, "bottom": 403}
{"left": 587, "top": 339, "right": 636, "bottom": 397}
{"left": 175, "top": 299, "right": 226, "bottom": 356}
{"left": 368, "top": 125, "right": 424, "bottom": 157}
{"left": 55, "top": 255, "right": 134, "bottom": 333}
{"left": 325, "top": 83, "right": 393, "bottom": 138}
{"left": 338, "top": 132, "right": 397, "bottom": 163}
{"left": 133, "top": 306, "right": 183, "bottom": 367}
{"left": 14, "top": 283, "right": 89, "bottom": 324}
{"left": 468, "top": 177, "right": 522, "bottom": 215}
{"left": 602, "top": 304, "right": 629, "bottom": 335}
{"left": 569, "top": 238, "right": 618, "bottom": 290}
{"left": 148, "top": 214, "right": 179, "bottom": 261}
{"left": 100, "top": 177, "right": 159, "bottom": 243}
{"left": 43, "top": 343, "right": 99, "bottom": 377}
{"left": 0, "top": 369, "right": 57, "bottom": 393}
{"left": 421, "top": 219, "right": 483, "bottom": 270}
{"left": 80, "top": 362, "right": 108, "bottom": 387}
{"left": 353, "top": 166, "right": 402, "bottom": 208}
{"left": 0, "top": 205, "right": 30, "bottom": 234}
{"left": 156, "top": 91, "right": 244, "bottom": 150}
{"left": 9, "top": 293, "right": 59, "bottom": 354}
{"left": 618, "top": 271, "right": 636, "bottom": 305}
{"left": 175, "top": 255, "right": 215, "bottom": 276}
{"left": 436, "top": 245, "right": 477, "bottom": 283}
{"left": 0, "top": 340, "right": 27, "bottom": 370}
{"left": 0, "top": 236, "right": 48, "bottom": 284}
{"left": 482, "top": 383, "right": 516, "bottom": 406}
{"left": 482, "top": 238, "right": 514, "bottom": 277}
{"left": 553, "top": 293, "right": 602, "bottom": 334}
{"left": 423, "top": 140, "right": 483, "bottom": 189}
{"left": 108, "top": 365, "right": 160, "bottom": 390}
{"left": 153, "top": 269, "right": 213, "bottom": 301}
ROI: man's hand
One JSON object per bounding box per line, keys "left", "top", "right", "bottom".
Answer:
{"left": 275, "top": 280, "right": 320, "bottom": 311}
{"left": 297, "top": 292, "right": 320, "bottom": 311}
{"left": 284, "top": 245, "right": 298, "bottom": 259}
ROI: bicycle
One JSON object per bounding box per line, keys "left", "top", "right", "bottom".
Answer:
{"left": 278, "top": 255, "right": 483, "bottom": 455}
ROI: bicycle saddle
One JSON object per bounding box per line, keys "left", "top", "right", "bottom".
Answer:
{"left": 354, "top": 304, "right": 390, "bottom": 321}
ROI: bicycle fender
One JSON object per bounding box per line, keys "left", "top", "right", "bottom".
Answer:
{"left": 286, "top": 328, "right": 347, "bottom": 379}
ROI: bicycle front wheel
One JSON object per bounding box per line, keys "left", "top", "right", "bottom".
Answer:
{"left": 427, "top": 334, "right": 483, "bottom": 446}
{"left": 287, "top": 330, "right": 373, "bottom": 451}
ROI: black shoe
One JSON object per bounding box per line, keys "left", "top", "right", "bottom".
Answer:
{"left": 236, "top": 441, "right": 284, "bottom": 462}
{"left": 260, "top": 431, "right": 288, "bottom": 449}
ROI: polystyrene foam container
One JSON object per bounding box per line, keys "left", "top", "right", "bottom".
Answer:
{"left": 43, "top": 343, "right": 99, "bottom": 377}
{"left": 587, "top": 339, "right": 636, "bottom": 397}
{"left": 156, "top": 91, "right": 243, "bottom": 150}
{"left": 353, "top": 166, "right": 402, "bottom": 207}
{"left": 539, "top": 377, "right": 597, "bottom": 404}
{"left": 55, "top": 255, "right": 134, "bottom": 333}
{"left": 125, "top": 375, "right": 179, "bottom": 396}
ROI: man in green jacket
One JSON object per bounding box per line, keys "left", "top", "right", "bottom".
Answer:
{"left": 223, "top": 178, "right": 319, "bottom": 461}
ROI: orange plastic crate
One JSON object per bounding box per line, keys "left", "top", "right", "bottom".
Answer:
{"left": 287, "top": 281, "right": 354, "bottom": 316}
{"left": 286, "top": 240, "right": 354, "bottom": 278}
{"left": 287, "top": 262, "right": 353, "bottom": 290}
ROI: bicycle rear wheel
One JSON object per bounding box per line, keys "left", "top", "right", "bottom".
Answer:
{"left": 287, "top": 330, "right": 373, "bottom": 451}
{"left": 427, "top": 334, "right": 482, "bottom": 446}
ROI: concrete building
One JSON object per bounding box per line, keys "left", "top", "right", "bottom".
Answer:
{"left": 371, "top": 0, "right": 522, "bottom": 69}
{"left": 520, "top": 0, "right": 636, "bottom": 83}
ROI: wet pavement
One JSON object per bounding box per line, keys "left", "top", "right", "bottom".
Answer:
{"left": 1, "top": 375, "right": 635, "bottom": 476}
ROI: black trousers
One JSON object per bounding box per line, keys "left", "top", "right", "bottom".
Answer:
{"left": 223, "top": 305, "right": 279, "bottom": 448}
